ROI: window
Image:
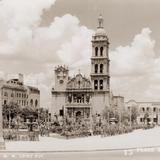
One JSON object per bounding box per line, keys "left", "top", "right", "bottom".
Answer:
{"left": 11, "top": 93, "right": 14, "bottom": 97}
{"left": 59, "top": 109, "right": 64, "bottom": 116}
{"left": 140, "top": 118, "right": 143, "bottom": 122}
{"left": 100, "top": 80, "right": 103, "bottom": 90}
{"left": 153, "top": 118, "right": 157, "bottom": 123}
{"left": 107, "top": 79, "right": 109, "bottom": 86}
{"left": 35, "top": 100, "right": 38, "bottom": 107}
{"left": 94, "top": 80, "right": 98, "bottom": 90}
{"left": 142, "top": 107, "right": 145, "bottom": 112}
{"left": 100, "top": 64, "right": 103, "bottom": 73}
{"left": 95, "top": 64, "right": 98, "bottom": 73}
{"left": 30, "top": 99, "right": 33, "bottom": 106}
{"left": 95, "top": 47, "right": 98, "bottom": 56}
{"left": 100, "top": 47, "right": 103, "bottom": 56}
{"left": 4, "top": 92, "right": 8, "bottom": 97}
{"left": 4, "top": 100, "right": 7, "bottom": 105}
{"left": 153, "top": 107, "right": 157, "bottom": 112}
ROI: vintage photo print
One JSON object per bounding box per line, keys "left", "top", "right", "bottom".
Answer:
{"left": 0, "top": 0, "right": 160, "bottom": 159}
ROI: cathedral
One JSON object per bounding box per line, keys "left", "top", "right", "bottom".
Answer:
{"left": 51, "top": 15, "right": 124, "bottom": 120}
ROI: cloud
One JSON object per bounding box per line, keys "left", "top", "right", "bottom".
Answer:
{"left": 0, "top": 0, "right": 93, "bottom": 108}
{"left": 110, "top": 27, "right": 160, "bottom": 102}
{"left": 0, "top": 0, "right": 56, "bottom": 54}
{"left": 110, "top": 28, "right": 155, "bottom": 77}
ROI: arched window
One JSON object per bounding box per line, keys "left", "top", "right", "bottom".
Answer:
{"left": 100, "top": 64, "right": 103, "bottom": 73}
{"left": 4, "top": 100, "right": 7, "bottom": 105}
{"left": 100, "top": 47, "right": 103, "bottom": 56}
{"left": 30, "top": 99, "right": 33, "bottom": 106}
{"left": 35, "top": 100, "right": 38, "bottom": 107}
{"left": 95, "top": 47, "right": 98, "bottom": 56}
{"left": 100, "top": 80, "right": 103, "bottom": 90}
{"left": 107, "top": 79, "right": 110, "bottom": 88}
{"left": 153, "top": 107, "right": 157, "bottom": 112}
{"left": 95, "top": 64, "right": 98, "bottom": 73}
{"left": 142, "top": 107, "right": 145, "bottom": 112}
{"left": 94, "top": 80, "right": 98, "bottom": 90}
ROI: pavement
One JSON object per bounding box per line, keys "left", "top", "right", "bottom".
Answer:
{"left": 0, "top": 148, "right": 160, "bottom": 160}
{"left": 2, "top": 127, "right": 160, "bottom": 152}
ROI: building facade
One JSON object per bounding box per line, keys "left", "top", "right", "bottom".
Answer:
{"left": 0, "top": 73, "right": 40, "bottom": 108}
{"left": 112, "top": 96, "right": 125, "bottom": 112}
{"left": 51, "top": 15, "right": 124, "bottom": 120}
{"left": 125, "top": 100, "right": 160, "bottom": 125}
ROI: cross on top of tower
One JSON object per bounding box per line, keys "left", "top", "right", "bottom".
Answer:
{"left": 98, "top": 14, "right": 104, "bottom": 28}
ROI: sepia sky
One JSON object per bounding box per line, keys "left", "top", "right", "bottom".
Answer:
{"left": 0, "top": 0, "right": 160, "bottom": 108}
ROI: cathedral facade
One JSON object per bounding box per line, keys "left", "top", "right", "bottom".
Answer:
{"left": 51, "top": 15, "right": 119, "bottom": 120}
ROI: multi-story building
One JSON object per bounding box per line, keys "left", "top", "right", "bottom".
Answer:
{"left": 0, "top": 73, "right": 40, "bottom": 108}
{"left": 125, "top": 100, "right": 160, "bottom": 125}
{"left": 51, "top": 15, "right": 125, "bottom": 120}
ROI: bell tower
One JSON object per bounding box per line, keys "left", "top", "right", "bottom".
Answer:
{"left": 54, "top": 65, "right": 69, "bottom": 91}
{"left": 91, "top": 14, "right": 110, "bottom": 92}
{"left": 90, "top": 14, "right": 110, "bottom": 114}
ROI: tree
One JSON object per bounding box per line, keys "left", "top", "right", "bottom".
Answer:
{"left": 37, "top": 108, "right": 50, "bottom": 123}
{"left": 121, "top": 110, "right": 130, "bottom": 126}
{"left": 131, "top": 106, "right": 139, "bottom": 124}
{"left": 102, "top": 106, "right": 119, "bottom": 123}
{"left": 21, "top": 106, "right": 38, "bottom": 121}
{"left": 3, "top": 102, "right": 21, "bottom": 120}
{"left": 2, "top": 102, "right": 21, "bottom": 128}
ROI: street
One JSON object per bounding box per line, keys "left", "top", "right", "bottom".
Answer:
{"left": 0, "top": 148, "right": 160, "bottom": 160}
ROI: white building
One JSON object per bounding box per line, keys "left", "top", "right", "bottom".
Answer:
{"left": 51, "top": 15, "right": 124, "bottom": 120}
{"left": 125, "top": 100, "right": 160, "bottom": 124}
{"left": 0, "top": 73, "right": 40, "bottom": 109}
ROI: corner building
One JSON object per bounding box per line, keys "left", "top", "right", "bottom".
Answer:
{"left": 0, "top": 74, "right": 40, "bottom": 109}
{"left": 51, "top": 15, "right": 117, "bottom": 120}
